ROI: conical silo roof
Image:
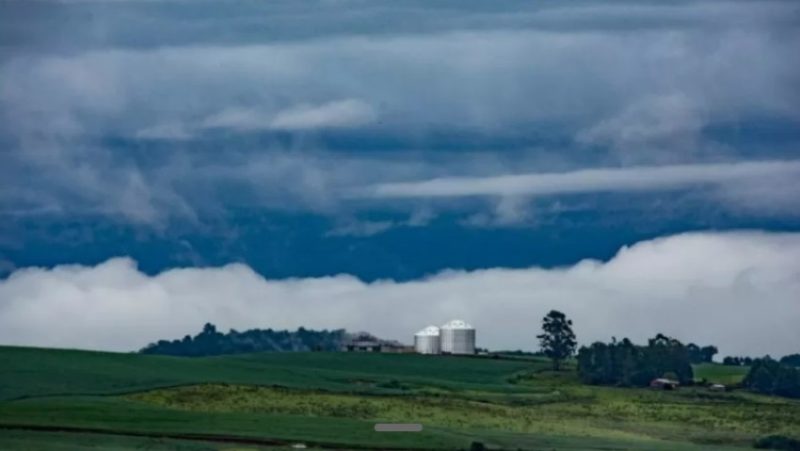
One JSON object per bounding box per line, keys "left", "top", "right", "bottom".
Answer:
{"left": 415, "top": 325, "right": 440, "bottom": 336}
{"left": 441, "top": 319, "right": 473, "bottom": 330}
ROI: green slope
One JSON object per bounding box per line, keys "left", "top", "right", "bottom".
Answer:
{"left": 0, "top": 430, "right": 238, "bottom": 451}
{"left": 1, "top": 346, "right": 798, "bottom": 450}
{"left": 693, "top": 363, "right": 750, "bottom": 385}
{"left": 0, "top": 345, "right": 536, "bottom": 401}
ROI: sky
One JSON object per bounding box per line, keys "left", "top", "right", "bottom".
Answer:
{"left": 0, "top": 0, "right": 799, "bottom": 355}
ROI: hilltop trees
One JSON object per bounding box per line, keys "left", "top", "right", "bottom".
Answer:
{"left": 723, "top": 356, "right": 755, "bottom": 366}
{"left": 780, "top": 354, "right": 800, "bottom": 367}
{"left": 686, "top": 343, "right": 718, "bottom": 363}
{"left": 140, "top": 323, "right": 349, "bottom": 356}
{"left": 743, "top": 358, "right": 800, "bottom": 398}
{"left": 537, "top": 310, "right": 577, "bottom": 371}
{"left": 577, "top": 334, "right": 694, "bottom": 386}
{"left": 647, "top": 334, "right": 694, "bottom": 382}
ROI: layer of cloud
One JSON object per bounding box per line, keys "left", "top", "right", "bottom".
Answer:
{"left": 198, "top": 99, "right": 377, "bottom": 133}
{"left": 360, "top": 160, "right": 800, "bottom": 199}
{"left": 269, "top": 99, "right": 377, "bottom": 131}
{"left": 1, "top": 231, "right": 798, "bottom": 357}
{"left": 326, "top": 220, "right": 395, "bottom": 238}
{"left": 576, "top": 93, "right": 708, "bottom": 161}
{"left": 1, "top": 0, "right": 799, "bottom": 228}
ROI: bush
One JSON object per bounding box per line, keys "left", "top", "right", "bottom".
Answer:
{"left": 743, "top": 359, "right": 800, "bottom": 398}
{"left": 753, "top": 435, "right": 800, "bottom": 450}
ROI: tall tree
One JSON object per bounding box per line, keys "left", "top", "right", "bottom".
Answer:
{"left": 537, "top": 310, "right": 577, "bottom": 371}
{"left": 700, "top": 345, "right": 718, "bottom": 363}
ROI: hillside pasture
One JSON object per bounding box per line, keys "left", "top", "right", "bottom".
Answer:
{"left": 0, "top": 346, "right": 538, "bottom": 401}
{"left": 1, "top": 346, "right": 799, "bottom": 450}
{"left": 694, "top": 363, "right": 750, "bottom": 385}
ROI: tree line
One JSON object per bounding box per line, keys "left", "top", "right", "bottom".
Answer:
{"left": 721, "top": 355, "right": 800, "bottom": 367}
{"left": 140, "top": 323, "right": 349, "bottom": 356}
{"left": 576, "top": 334, "right": 695, "bottom": 386}
{"left": 536, "top": 310, "right": 800, "bottom": 397}
{"left": 537, "top": 310, "right": 709, "bottom": 386}
{"left": 722, "top": 356, "right": 755, "bottom": 366}
{"left": 743, "top": 358, "right": 800, "bottom": 398}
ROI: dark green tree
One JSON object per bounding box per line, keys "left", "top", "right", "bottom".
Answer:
{"left": 647, "top": 333, "right": 693, "bottom": 383}
{"left": 701, "top": 345, "right": 719, "bottom": 363}
{"left": 780, "top": 354, "right": 800, "bottom": 367}
{"left": 537, "top": 310, "right": 577, "bottom": 371}
{"left": 744, "top": 358, "right": 800, "bottom": 399}
{"left": 686, "top": 343, "right": 701, "bottom": 363}
{"left": 577, "top": 334, "right": 694, "bottom": 387}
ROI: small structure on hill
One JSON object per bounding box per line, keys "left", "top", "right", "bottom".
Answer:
{"left": 709, "top": 383, "right": 726, "bottom": 392}
{"left": 342, "top": 332, "right": 410, "bottom": 353}
{"left": 650, "top": 378, "right": 679, "bottom": 390}
{"left": 411, "top": 320, "right": 477, "bottom": 355}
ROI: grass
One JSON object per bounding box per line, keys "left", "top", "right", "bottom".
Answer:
{"left": 1, "top": 346, "right": 797, "bottom": 450}
{"left": 125, "top": 375, "right": 800, "bottom": 446}
{"left": 693, "top": 363, "right": 750, "bottom": 385}
{"left": 0, "top": 346, "right": 537, "bottom": 400}
{"left": 0, "top": 430, "right": 249, "bottom": 451}
{"left": 0, "top": 396, "right": 466, "bottom": 449}
{"left": 0, "top": 395, "right": 743, "bottom": 450}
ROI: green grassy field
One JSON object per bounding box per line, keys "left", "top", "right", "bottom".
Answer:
{"left": 694, "top": 363, "right": 750, "bottom": 385}
{"left": 0, "top": 430, "right": 247, "bottom": 451}
{"left": 0, "top": 346, "right": 535, "bottom": 400}
{"left": 1, "top": 346, "right": 798, "bottom": 450}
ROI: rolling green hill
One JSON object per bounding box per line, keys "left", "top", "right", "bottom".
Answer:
{"left": 1, "top": 346, "right": 798, "bottom": 450}
{"left": 693, "top": 362, "right": 750, "bottom": 385}
{"left": 0, "top": 346, "right": 535, "bottom": 401}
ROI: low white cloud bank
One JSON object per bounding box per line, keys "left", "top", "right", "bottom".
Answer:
{"left": 1, "top": 231, "right": 798, "bottom": 357}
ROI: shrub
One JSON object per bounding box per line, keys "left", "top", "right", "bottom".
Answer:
{"left": 743, "top": 359, "right": 800, "bottom": 398}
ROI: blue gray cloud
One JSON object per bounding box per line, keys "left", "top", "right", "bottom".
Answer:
{"left": 1, "top": 0, "right": 799, "bottom": 229}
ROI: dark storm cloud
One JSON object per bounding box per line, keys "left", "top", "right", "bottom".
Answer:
{"left": 3, "top": 0, "right": 797, "bottom": 53}
{"left": 1, "top": 0, "right": 799, "bottom": 228}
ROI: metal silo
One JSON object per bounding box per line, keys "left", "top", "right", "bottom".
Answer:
{"left": 440, "top": 319, "right": 475, "bottom": 355}
{"left": 414, "top": 326, "right": 441, "bottom": 354}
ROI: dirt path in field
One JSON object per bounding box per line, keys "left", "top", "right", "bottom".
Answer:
{"left": 0, "top": 423, "right": 445, "bottom": 450}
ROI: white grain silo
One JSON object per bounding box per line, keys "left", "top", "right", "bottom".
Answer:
{"left": 414, "top": 326, "right": 441, "bottom": 354}
{"left": 440, "top": 319, "right": 476, "bottom": 355}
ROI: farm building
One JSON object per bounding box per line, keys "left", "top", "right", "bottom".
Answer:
{"left": 342, "top": 332, "right": 410, "bottom": 353}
